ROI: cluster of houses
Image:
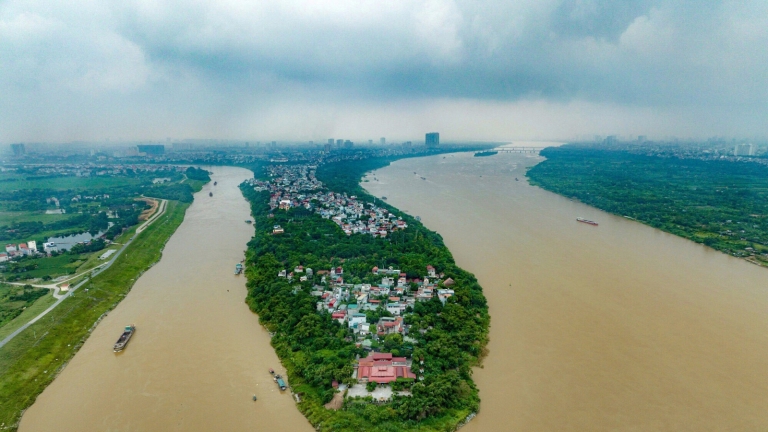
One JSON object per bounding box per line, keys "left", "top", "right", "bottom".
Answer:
{"left": 276, "top": 263, "right": 452, "bottom": 386}
{"left": 311, "top": 265, "right": 454, "bottom": 335}
{"left": 0, "top": 241, "right": 43, "bottom": 262}
{"left": 250, "top": 163, "right": 458, "bottom": 389}
{"left": 246, "top": 164, "right": 408, "bottom": 237}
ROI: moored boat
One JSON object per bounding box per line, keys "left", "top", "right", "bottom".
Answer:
{"left": 576, "top": 217, "right": 598, "bottom": 226}
{"left": 235, "top": 263, "right": 243, "bottom": 275}
{"left": 113, "top": 325, "right": 135, "bottom": 352}
{"left": 275, "top": 374, "right": 287, "bottom": 391}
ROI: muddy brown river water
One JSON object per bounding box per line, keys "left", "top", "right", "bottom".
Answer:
{"left": 20, "top": 166, "right": 313, "bottom": 432}
{"left": 19, "top": 155, "right": 768, "bottom": 431}
{"left": 365, "top": 152, "right": 768, "bottom": 431}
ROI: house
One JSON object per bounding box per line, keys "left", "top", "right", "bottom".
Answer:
{"left": 0, "top": 253, "right": 8, "bottom": 262}
{"left": 5, "top": 244, "right": 16, "bottom": 253}
{"left": 278, "top": 199, "right": 292, "bottom": 210}
{"left": 356, "top": 353, "right": 416, "bottom": 384}
{"left": 43, "top": 242, "right": 57, "bottom": 253}
{"left": 437, "top": 289, "right": 454, "bottom": 305}
{"left": 386, "top": 302, "right": 403, "bottom": 316}
{"left": 273, "top": 225, "right": 285, "bottom": 234}
{"left": 376, "top": 316, "right": 404, "bottom": 336}
{"left": 348, "top": 313, "right": 368, "bottom": 334}
{"left": 372, "top": 266, "right": 379, "bottom": 275}
{"left": 426, "top": 265, "right": 436, "bottom": 278}
{"left": 332, "top": 311, "right": 346, "bottom": 324}
{"left": 278, "top": 269, "right": 287, "bottom": 277}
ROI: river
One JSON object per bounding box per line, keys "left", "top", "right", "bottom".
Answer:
{"left": 364, "top": 152, "right": 768, "bottom": 431}
{"left": 20, "top": 166, "right": 313, "bottom": 431}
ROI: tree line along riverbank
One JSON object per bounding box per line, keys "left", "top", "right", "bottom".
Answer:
{"left": 0, "top": 174, "right": 207, "bottom": 430}
{"left": 239, "top": 156, "right": 490, "bottom": 431}
{"left": 527, "top": 145, "right": 768, "bottom": 266}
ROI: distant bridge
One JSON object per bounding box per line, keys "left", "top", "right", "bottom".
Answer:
{"left": 494, "top": 147, "right": 541, "bottom": 153}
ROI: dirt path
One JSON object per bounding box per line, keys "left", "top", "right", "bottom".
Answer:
{"left": 136, "top": 197, "right": 159, "bottom": 221}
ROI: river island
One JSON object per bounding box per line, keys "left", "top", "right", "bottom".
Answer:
{"left": 239, "top": 156, "right": 490, "bottom": 431}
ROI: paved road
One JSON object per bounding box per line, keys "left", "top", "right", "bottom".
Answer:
{"left": 0, "top": 199, "right": 167, "bottom": 350}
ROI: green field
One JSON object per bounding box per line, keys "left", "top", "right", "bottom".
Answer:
{"left": 0, "top": 292, "right": 56, "bottom": 341}
{"left": 0, "top": 285, "right": 50, "bottom": 330}
{"left": 0, "top": 200, "right": 189, "bottom": 430}
{"left": 0, "top": 211, "right": 76, "bottom": 226}
{"left": 0, "top": 176, "right": 143, "bottom": 192}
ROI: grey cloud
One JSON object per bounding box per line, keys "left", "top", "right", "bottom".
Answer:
{"left": 1, "top": 0, "right": 767, "bottom": 142}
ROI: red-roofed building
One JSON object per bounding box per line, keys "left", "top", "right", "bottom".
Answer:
{"left": 356, "top": 353, "right": 416, "bottom": 384}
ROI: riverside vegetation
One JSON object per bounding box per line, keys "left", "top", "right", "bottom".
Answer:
{"left": 0, "top": 170, "right": 209, "bottom": 431}
{"left": 527, "top": 145, "right": 768, "bottom": 266}
{"left": 240, "top": 157, "right": 490, "bottom": 431}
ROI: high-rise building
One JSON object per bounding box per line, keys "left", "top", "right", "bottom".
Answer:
{"left": 344, "top": 140, "right": 353, "bottom": 149}
{"left": 425, "top": 132, "right": 439, "bottom": 148}
{"left": 336, "top": 139, "right": 343, "bottom": 148}
{"left": 734, "top": 143, "right": 755, "bottom": 156}
{"left": 328, "top": 138, "right": 334, "bottom": 145}
{"left": 637, "top": 135, "right": 647, "bottom": 143}
{"left": 380, "top": 137, "right": 386, "bottom": 145}
{"left": 368, "top": 139, "right": 373, "bottom": 145}
{"left": 137, "top": 144, "right": 165, "bottom": 155}
{"left": 11, "top": 143, "right": 25, "bottom": 156}
{"left": 323, "top": 143, "right": 332, "bottom": 153}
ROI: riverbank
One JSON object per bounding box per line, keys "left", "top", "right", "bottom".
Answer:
{"left": 527, "top": 145, "right": 768, "bottom": 267}
{"left": 364, "top": 152, "right": 768, "bottom": 431}
{"left": 0, "top": 200, "right": 189, "bottom": 430}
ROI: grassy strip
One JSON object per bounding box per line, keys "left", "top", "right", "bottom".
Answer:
{"left": 0, "top": 200, "right": 189, "bottom": 430}
{"left": 0, "top": 293, "right": 56, "bottom": 341}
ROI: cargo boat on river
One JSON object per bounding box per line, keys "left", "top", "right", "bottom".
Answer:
{"left": 113, "top": 325, "right": 135, "bottom": 352}
{"left": 576, "top": 217, "right": 598, "bottom": 226}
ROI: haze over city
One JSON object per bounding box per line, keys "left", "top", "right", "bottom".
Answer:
{"left": 2, "top": 0, "right": 768, "bottom": 143}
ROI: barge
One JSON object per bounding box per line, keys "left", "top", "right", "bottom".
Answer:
{"left": 113, "top": 325, "right": 135, "bottom": 352}
{"left": 576, "top": 217, "right": 598, "bottom": 226}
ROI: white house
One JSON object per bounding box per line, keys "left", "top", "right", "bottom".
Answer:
{"left": 348, "top": 313, "right": 367, "bottom": 330}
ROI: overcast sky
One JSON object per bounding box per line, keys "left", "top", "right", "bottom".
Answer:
{"left": 1, "top": 0, "right": 767, "bottom": 143}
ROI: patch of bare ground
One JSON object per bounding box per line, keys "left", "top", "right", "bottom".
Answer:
{"left": 136, "top": 198, "right": 159, "bottom": 221}
{"left": 324, "top": 391, "right": 344, "bottom": 410}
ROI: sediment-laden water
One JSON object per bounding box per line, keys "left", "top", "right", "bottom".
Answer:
{"left": 365, "top": 152, "right": 768, "bottom": 431}
{"left": 20, "top": 166, "right": 313, "bottom": 432}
